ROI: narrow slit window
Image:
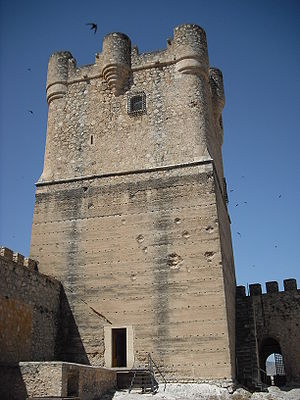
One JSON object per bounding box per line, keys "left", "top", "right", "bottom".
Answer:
{"left": 90, "top": 135, "right": 94, "bottom": 145}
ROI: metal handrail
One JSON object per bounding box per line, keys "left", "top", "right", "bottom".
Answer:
{"left": 148, "top": 353, "right": 167, "bottom": 391}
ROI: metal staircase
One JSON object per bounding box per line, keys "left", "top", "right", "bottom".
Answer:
{"left": 128, "top": 353, "right": 166, "bottom": 394}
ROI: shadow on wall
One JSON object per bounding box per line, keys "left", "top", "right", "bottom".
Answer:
{"left": 99, "top": 390, "right": 118, "bottom": 400}
{"left": 57, "top": 286, "right": 90, "bottom": 365}
{"left": 0, "top": 364, "right": 27, "bottom": 400}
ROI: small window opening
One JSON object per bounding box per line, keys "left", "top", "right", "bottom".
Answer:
{"left": 127, "top": 92, "right": 146, "bottom": 115}
{"left": 90, "top": 135, "right": 94, "bottom": 145}
{"left": 131, "top": 95, "right": 143, "bottom": 111}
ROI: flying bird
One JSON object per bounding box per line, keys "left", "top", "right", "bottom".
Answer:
{"left": 27, "top": 68, "right": 31, "bottom": 72}
{"left": 86, "top": 23, "right": 97, "bottom": 34}
{"left": 237, "top": 232, "right": 241, "bottom": 237}
{"left": 28, "top": 110, "right": 34, "bottom": 114}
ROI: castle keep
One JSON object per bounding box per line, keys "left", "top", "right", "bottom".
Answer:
{"left": 30, "top": 24, "right": 236, "bottom": 382}
{"left": 1, "top": 23, "right": 299, "bottom": 399}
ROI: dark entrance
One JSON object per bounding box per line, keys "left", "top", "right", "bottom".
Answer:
{"left": 260, "top": 337, "right": 286, "bottom": 386}
{"left": 67, "top": 371, "right": 79, "bottom": 396}
{"left": 112, "top": 328, "right": 127, "bottom": 367}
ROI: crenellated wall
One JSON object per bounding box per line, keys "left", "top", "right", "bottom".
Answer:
{"left": 0, "top": 247, "right": 117, "bottom": 400}
{"left": 40, "top": 24, "right": 225, "bottom": 187}
{"left": 236, "top": 279, "right": 300, "bottom": 387}
{"left": 0, "top": 247, "right": 62, "bottom": 363}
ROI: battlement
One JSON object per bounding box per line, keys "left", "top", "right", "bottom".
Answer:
{"left": 236, "top": 279, "right": 298, "bottom": 297}
{"left": 0, "top": 246, "right": 38, "bottom": 271}
{"left": 46, "top": 24, "right": 217, "bottom": 100}
{"left": 41, "top": 23, "right": 226, "bottom": 184}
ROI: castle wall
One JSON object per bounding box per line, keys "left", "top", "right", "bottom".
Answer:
{"left": 0, "top": 248, "right": 61, "bottom": 399}
{"left": 30, "top": 24, "right": 236, "bottom": 384}
{"left": 31, "top": 163, "right": 234, "bottom": 382}
{"left": 0, "top": 247, "right": 61, "bottom": 363}
{"left": 214, "top": 171, "right": 236, "bottom": 379}
{"left": 236, "top": 280, "right": 300, "bottom": 386}
{"left": 18, "top": 361, "right": 116, "bottom": 400}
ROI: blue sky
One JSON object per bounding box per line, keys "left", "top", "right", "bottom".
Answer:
{"left": 0, "top": 0, "right": 299, "bottom": 289}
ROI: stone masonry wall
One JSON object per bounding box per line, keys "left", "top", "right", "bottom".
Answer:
{"left": 19, "top": 361, "right": 116, "bottom": 400}
{"left": 40, "top": 24, "right": 225, "bottom": 187}
{"left": 31, "top": 162, "right": 235, "bottom": 383}
{"left": 0, "top": 247, "right": 61, "bottom": 363}
{"left": 30, "top": 24, "right": 236, "bottom": 384}
{"left": 236, "top": 279, "right": 300, "bottom": 386}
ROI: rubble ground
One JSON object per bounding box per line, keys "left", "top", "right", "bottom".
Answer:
{"left": 101, "top": 384, "right": 300, "bottom": 400}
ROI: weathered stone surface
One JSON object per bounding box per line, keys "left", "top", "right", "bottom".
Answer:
{"left": 0, "top": 248, "right": 61, "bottom": 363}
{"left": 236, "top": 281, "right": 300, "bottom": 385}
{"left": 30, "top": 23, "right": 236, "bottom": 383}
{"left": 20, "top": 361, "right": 116, "bottom": 400}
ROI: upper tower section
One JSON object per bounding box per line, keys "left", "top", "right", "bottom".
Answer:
{"left": 102, "top": 32, "right": 131, "bottom": 95}
{"left": 39, "top": 24, "right": 225, "bottom": 184}
{"left": 173, "top": 24, "right": 209, "bottom": 75}
{"left": 46, "top": 51, "right": 76, "bottom": 105}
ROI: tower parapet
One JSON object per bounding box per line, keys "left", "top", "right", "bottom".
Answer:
{"left": 236, "top": 279, "right": 299, "bottom": 296}
{"left": 102, "top": 32, "right": 131, "bottom": 95}
{"left": 46, "top": 51, "right": 76, "bottom": 104}
{"left": 173, "top": 24, "right": 209, "bottom": 76}
{"left": 0, "top": 247, "right": 38, "bottom": 271}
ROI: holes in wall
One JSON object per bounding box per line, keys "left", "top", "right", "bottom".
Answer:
{"left": 90, "top": 134, "right": 94, "bottom": 145}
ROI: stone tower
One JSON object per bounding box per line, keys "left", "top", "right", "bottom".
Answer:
{"left": 30, "top": 24, "right": 236, "bottom": 384}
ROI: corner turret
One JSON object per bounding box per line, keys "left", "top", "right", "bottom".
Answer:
{"left": 173, "top": 24, "right": 209, "bottom": 76}
{"left": 102, "top": 33, "right": 131, "bottom": 95}
{"left": 46, "top": 51, "right": 76, "bottom": 104}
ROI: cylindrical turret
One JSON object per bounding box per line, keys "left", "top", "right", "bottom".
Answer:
{"left": 173, "top": 24, "right": 209, "bottom": 76}
{"left": 46, "top": 51, "right": 75, "bottom": 104}
{"left": 102, "top": 32, "right": 131, "bottom": 95}
{"left": 209, "top": 67, "right": 225, "bottom": 115}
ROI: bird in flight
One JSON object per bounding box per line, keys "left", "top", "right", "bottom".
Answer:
{"left": 28, "top": 110, "right": 34, "bottom": 115}
{"left": 237, "top": 232, "right": 241, "bottom": 237}
{"left": 86, "top": 23, "right": 97, "bottom": 34}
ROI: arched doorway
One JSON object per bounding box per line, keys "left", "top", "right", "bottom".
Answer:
{"left": 259, "top": 337, "right": 286, "bottom": 386}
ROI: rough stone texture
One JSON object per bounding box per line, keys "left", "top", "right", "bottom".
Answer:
{"left": 100, "top": 384, "right": 300, "bottom": 400}
{"left": 20, "top": 361, "right": 116, "bottom": 399}
{"left": 236, "top": 280, "right": 300, "bottom": 386}
{"left": 0, "top": 247, "right": 61, "bottom": 363}
{"left": 30, "top": 24, "right": 236, "bottom": 383}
